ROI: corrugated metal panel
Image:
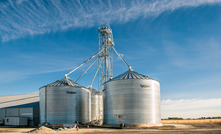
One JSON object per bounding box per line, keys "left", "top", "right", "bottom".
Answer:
{"left": 33, "top": 105, "right": 39, "bottom": 118}
{"left": 19, "top": 108, "right": 33, "bottom": 120}
{"left": 5, "top": 117, "right": 28, "bottom": 126}
{"left": 0, "top": 109, "right": 5, "bottom": 120}
{"left": 39, "top": 89, "right": 45, "bottom": 124}
{"left": 5, "top": 108, "right": 19, "bottom": 117}
{"left": 109, "top": 70, "right": 150, "bottom": 81}
{"left": 103, "top": 70, "right": 161, "bottom": 125}
{"left": 41, "top": 78, "right": 85, "bottom": 88}
{"left": 90, "top": 88, "right": 100, "bottom": 121}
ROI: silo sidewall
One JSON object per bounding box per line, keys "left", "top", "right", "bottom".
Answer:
{"left": 103, "top": 79, "right": 161, "bottom": 125}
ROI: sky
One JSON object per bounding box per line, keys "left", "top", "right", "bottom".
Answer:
{"left": 0, "top": 0, "right": 221, "bottom": 118}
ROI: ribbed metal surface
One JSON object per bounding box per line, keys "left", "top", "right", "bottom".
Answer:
{"left": 110, "top": 70, "right": 150, "bottom": 80}
{"left": 41, "top": 78, "right": 84, "bottom": 87}
{"left": 103, "top": 70, "right": 161, "bottom": 125}
{"left": 40, "top": 78, "right": 91, "bottom": 124}
{"left": 90, "top": 88, "right": 100, "bottom": 121}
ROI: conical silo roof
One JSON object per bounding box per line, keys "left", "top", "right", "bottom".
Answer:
{"left": 110, "top": 69, "right": 151, "bottom": 81}
{"left": 89, "top": 87, "right": 100, "bottom": 94}
{"left": 41, "top": 77, "right": 85, "bottom": 88}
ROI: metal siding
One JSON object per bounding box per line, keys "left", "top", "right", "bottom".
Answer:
{"left": 103, "top": 79, "right": 161, "bottom": 125}
{"left": 19, "top": 117, "right": 28, "bottom": 125}
{"left": 91, "top": 93, "right": 100, "bottom": 121}
{"left": 90, "top": 89, "right": 103, "bottom": 122}
{"left": 5, "top": 117, "right": 28, "bottom": 126}
{"left": 33, "top": 106, "right": 39, "bottom": 126}
{"left": 19, "top": 108, "right": 33, "bottom": 120}
{"left": 40, "top": 88, "right": 46, "bottom": 123}
{"left": 0, "top": 109, "right": 5, "bottom": 120}
{"left": 33, "top": 105, "right": 39, "bottom": 118}
{"left": 5, "top": 108, "right": 19, "bottom": 117}
{"left": 40, "top": 86, "right": 91, "bottom": 124}
{"left": 5, "top": 117, "right": 19, "bottom": 125}
{"left": 34, "top": 117, "right": 39, "bottom": 126}
{"left": 99, "top": 94, "right": 103, "bottom": 121}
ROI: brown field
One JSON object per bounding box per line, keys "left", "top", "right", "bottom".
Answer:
{"left": 162, "top": 119, "right": 221, "bottom": 124}
{"left": 0, "top": 119, "right": 221, "bottom": 134}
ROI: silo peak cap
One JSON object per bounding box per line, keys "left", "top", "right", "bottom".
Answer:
{"left": 129, "top": 66, "right": 133, "bottom": 71}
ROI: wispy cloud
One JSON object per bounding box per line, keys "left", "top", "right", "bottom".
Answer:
{"left": 163, "top": 38, "right": 221, "bottom": 69}
{"left": 0, "top": 68, "right": 71, "bottom": 84}
{"left": 0, "top": 50, "right": 99, "bottom": 84}
{"left": 0, "top": 52, "right": 84, "bottom": 84}
{"left": 0, "top": 0, "right": 221, "bottom": 41}
{"left": 162, "top": 98, "right": 221, "bottom": 118}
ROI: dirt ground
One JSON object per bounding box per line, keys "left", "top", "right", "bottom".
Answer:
{"left": 1, "top": 122, "right": 221, "bottom": 134}
{"left": 162, "top": 119, "right": 221, "bottom": 124}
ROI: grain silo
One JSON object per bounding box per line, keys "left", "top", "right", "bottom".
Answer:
{"left": 90, "top": 88, "right": 102, "bottom": 123}
{"left": 40, "top": 77, "right": 91, "bottom": 124}
{"left": 103, "top": 69, "right": 161, "bottom": 127}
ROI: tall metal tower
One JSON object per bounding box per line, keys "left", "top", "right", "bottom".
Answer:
{"left": 98, "top": 25, "right": 114, "bottom": 91}
{"left": 65, "top": 24, "right": 130, "bottom": 92}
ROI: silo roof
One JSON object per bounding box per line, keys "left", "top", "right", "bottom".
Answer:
{"left": 109, "top": 69, "right": 151, "bottom": 81}
{"left": 4, "top": 102, "right": 39, "bottom": 109}
{"left": 41, "top": 77, "right": 85, "bottom": 88}
{"left": 89, "top": 88, "right": 100, "bottom": 94}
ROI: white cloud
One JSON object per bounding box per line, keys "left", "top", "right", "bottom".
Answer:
{"left": 0, "top": 0, "right": 221, "bottom": 41}
{"left": 161, "top": 98, "right": 221, "bottom": 118}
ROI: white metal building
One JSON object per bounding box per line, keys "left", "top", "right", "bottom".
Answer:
{"left": 0, "top": 93, "right": 39, "bottom": 126}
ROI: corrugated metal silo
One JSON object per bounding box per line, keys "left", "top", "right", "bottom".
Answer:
{"left": 103, "top": 69, "right": 161, "bottom": 126}
{"left": 90, "top": 88, "right": 101, "bottom": 122}
{"left": 40, "top": 77, "right": 91, "bottom": 124}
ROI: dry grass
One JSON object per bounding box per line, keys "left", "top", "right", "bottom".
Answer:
{"left": 162, "top": 119, "right": 221, "bottom": 124}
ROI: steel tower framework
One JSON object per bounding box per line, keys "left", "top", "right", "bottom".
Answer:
{"left": 98, "top": 25, "right": 114, "bottom": 91}
{"left": 65, "top": 24, "right": 131, "bottom": 91}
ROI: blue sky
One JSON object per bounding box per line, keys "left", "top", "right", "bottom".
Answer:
{"left": 0, "top": 0, "right": 221, "bottom": 117}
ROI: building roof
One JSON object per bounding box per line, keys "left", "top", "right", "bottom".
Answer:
{"left": 4, "top": 102, "right": 39, "bottom": 109}
{"left": 41, "top": 77, "right": 86, "bottom": 88}
{"left": 0, "top": 93, "right": 39, "bottom": 109}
